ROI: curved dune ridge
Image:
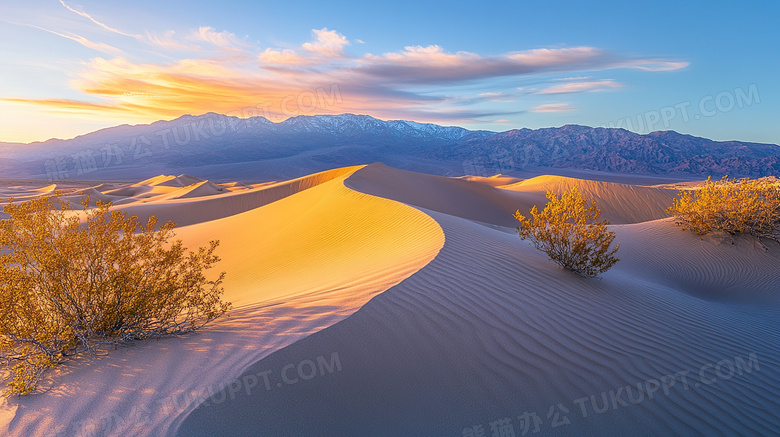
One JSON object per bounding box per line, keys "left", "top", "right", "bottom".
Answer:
{"left": 177, "top": 164, "right": 779, "bottom": 436}
{"left": 173, "top": 167, "right": 446, "bottom": 308}
{"left": 345, "top": 163, "right": 544, "bottom": 227}
{"left": 0, "top": 165, "right": 444, "bottom": 436}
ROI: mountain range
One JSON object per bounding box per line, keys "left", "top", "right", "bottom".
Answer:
{"left": 0, "top": 113, "right": 777, "bottom": 182}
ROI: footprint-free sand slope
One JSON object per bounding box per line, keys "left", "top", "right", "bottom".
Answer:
{"left": 176, "top": 164, "right": 780, "bottom": 436}
{"left": 0, "top": 166, "right": 444, "bottom": 436}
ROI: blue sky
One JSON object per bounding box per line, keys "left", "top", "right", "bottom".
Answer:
{"left": 0, "top": 0, "right": 777, "bottom": 144}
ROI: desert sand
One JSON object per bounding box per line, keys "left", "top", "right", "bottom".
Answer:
{"left": 0, "top": 163, "right": 778, "bottom": 436}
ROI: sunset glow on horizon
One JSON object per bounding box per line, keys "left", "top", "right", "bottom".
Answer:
{"left": 1, "top": 0, "right": 777, "bottom": 144}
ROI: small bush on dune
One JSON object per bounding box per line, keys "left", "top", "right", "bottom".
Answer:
{"left": 514, "top": 186, "right": 619, "bottom": 278}
{"left": 0, "top": 196, "right": 230, "bottom": 395}
{"left": 667, "top": 176, "right": 780, "bottom": 242}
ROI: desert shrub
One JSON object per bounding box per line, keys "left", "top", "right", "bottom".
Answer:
{"left": 0, "top": 196, "right": 230, "bottom": 395}
{"left": 514, "top": 186, "right": 619, "bottom": 277}
{"left": 667, "top": 176, "right": 780, "bottom": 242}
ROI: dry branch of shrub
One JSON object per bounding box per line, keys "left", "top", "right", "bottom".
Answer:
{"left": 515, "top": 186, "right": 619, "bottom": 278}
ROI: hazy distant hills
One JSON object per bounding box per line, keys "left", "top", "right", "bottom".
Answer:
{"left": 0, "top": 113, "right": 777, "bottom": 182}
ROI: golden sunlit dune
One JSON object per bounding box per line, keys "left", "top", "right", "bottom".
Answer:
{"left": 173, "top": 166, "right": 446, "bottom": 308}
{"left": 0, "top": 164, "right": 444, "bottom": 436}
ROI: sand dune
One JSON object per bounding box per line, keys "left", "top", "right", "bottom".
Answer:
{"left": 612, "top": 218, "right": 780, "bottom": 303}
{"left": 0, "top": 165, "right": 444, "bottom": 436}
{"left": 348, "top": 163, "right": 675, "bottom": 226}
{"left": 108, "top": 166, "right": 360, "bottom": 227}
{"left": 178, "top": 165, "right": 780, "bottom": 436}
{"left": 173, "top": 167, "right": 446, "bottom": 307}
{"left": 346, "top": 163, "right": 542, "bottom": 227}
{"left": 0, "top": 164, "right": 778, "bottom": 436}
{"left": 0, "top": 183, "right": 58, "bottom": 200}
{"left": 132, "top": 174, "right": 204, "bottom": 188}
{"left": 457, "top": 174, "right": 524, "bottom": 187}
{"left": 500, "top": 174, "right": 678, "bottom": 224}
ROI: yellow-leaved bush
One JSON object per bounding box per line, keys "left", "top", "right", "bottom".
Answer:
{"left": 0, "top": 195, "right": 230, "bottom": 395}
{"left": 514, "top": 186, "right": 619, "bottom": 278}
{"left": 667, "top": 176, "right": 780, "bottom": 242}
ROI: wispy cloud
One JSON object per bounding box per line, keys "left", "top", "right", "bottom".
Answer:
{"left": 535, "top": 79, "right": 623, "bottom": 94}
{"left": 16, "top": 22, "right": 122, "bottom": 55}
{"left": 0, "top": 97, "right": 144, "bottom": 114}
{"left": 624, "top": 60, "right": 689, "bottom": 71}
{"left": 353, "top": 45, "right": 685, "bottom": 85}
{"left": 60, "top": 1, "right": 247, "bottom": 53}
{"left": 59, "top": 0, "right": 138, "bottom": 38}
{"left": 532, "top": 103, "right": 576, "bottom": 113}
{"left": 144, "top": 30, "right": 201, "bottom": 51}
{"left": 192, "top": 27, "right": 247, "bottom": 51}
{"left": 142, "top": 28, "right": 249, "bottom": 52}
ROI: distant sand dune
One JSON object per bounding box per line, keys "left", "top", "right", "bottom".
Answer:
{"left": 0, "top": 183, "right": 58, "bottom": 200}
{"left": 457, "top": 174, "right": 523, "bottom": 187}
{"left": 348, "top": 163, "right": 675, "bottom": 226}
{"left": 500, "top": 174, "right": 678, "bottom": 224}
{"left": 110, "top": 166, "right": 360, "bottom": 227}
{"left": 346, "top": 163, "right": 543, "bottom": 227}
